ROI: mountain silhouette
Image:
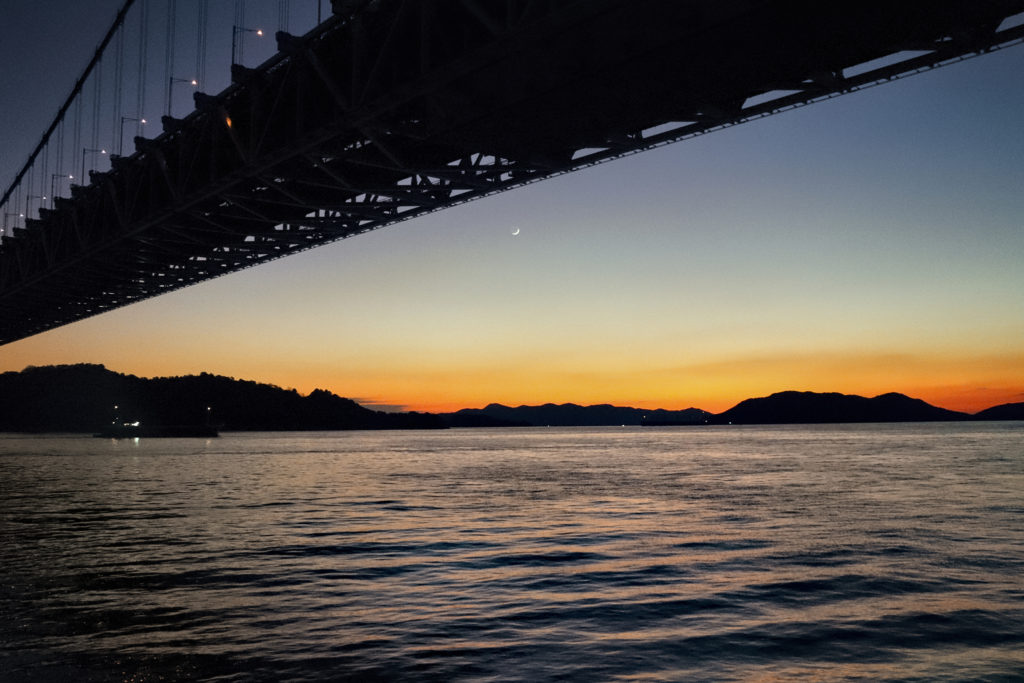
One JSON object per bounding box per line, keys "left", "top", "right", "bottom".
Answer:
{"left": 712, "top": 391, "right": 969, "bottom": 424}
{"left": 442, "top": 403, "right": 710, "bottom": 427}
{"left": 972, "top": 402, "right": 1024, "bottom": 421}
{"left": 1, "top": 365, "right": 1019, "bottom": 432}
{"left": 0, "top": 364, "right": 444, "bottom": 432}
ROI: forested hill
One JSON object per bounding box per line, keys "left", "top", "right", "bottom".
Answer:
{"left": 0, "top": 364, "right": 444, "bottom": 432}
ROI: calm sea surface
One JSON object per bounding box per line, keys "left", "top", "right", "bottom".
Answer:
{"left": 1, "top": 424, "right": 1022, "bottom": 682}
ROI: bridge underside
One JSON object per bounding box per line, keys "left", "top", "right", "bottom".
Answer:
{"left": 2, "top": 0, "right": 1024, "bottom": 344}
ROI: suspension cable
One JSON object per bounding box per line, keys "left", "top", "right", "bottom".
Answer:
{"left": 113, "top": 29, "right": 125, "bottom": 154}
{"left": 197, "top": 0, "right": 209, "bottom": 89}
{"left": 72, "top": 98, "right": 82, "bottom": 183}
{"left": 0, "top": 0, "right": 137, "bottom": 210}
{"left": 164, "top": 0, "right": 176, "bottom": 117}
{"left": 235, "top": 0, "right": 246, "bottom": 64}
{"left": 40, "top": 143, "right": 48, "bottom": 211}
{"left": 280, "top": 0, "right": 291, "bottom": 33}
{"left": 137, "top": 0, "right": 148, "bottom": 143}
{"left": 55, "top": 121, "right": 64, "bottom": 184}
{"left": 91, "top": 56, "right": 103, "bottom": 156}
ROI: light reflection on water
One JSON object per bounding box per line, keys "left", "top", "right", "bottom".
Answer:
{"left": 1, "top": 423, "right": 1023, "bottom": 681}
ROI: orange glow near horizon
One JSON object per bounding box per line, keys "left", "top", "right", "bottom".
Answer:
{"left": 3, "top": 312, "right": 1022, "bottom": 416}
{"left": 388, "top": 385, "right": 1024, "bottom": 416}
{"left": 8, "top": 351, "right": 1013, "bottom": 416}
{"left": 393, "top": 386, "right": 1024, "bottom": 416}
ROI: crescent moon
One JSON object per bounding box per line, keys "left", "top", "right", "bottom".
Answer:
{"left": 511, "top": 226, "right": 520, "bottom": 236}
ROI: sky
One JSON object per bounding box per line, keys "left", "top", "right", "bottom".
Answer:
{"left": 1, "top": 1, "right": 1023, "bottom": 414}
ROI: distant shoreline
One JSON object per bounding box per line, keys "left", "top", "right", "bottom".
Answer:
{"left": 1, "top": 365, "right": 1021, "bottom": 433}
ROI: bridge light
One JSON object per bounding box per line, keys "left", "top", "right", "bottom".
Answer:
{"left": 225, "top": 116, "right": 233, "bottom": 128}
{"left": 168, "top": 78, "right": 199, "bottom": 116}
{"left": 81, "top": 147, "right": 108, "bottom": 182}
{"left": 118, "top": 116, "right": 148, "bottom": 154}
{"left": 232, "top": 25, "right": 264, "bottom": 64}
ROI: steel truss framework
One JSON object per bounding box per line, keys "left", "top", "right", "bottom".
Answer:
{"left": 2, "top": 0, "right": 1024, "bottom": 344}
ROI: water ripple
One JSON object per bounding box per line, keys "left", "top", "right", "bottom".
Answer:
{"left": 2, "top": 423, "right": 1023, "bottom": 681}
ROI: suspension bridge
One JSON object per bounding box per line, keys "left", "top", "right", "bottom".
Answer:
{"left": 2, "top": 0, "right": 1023, "bottom": 346}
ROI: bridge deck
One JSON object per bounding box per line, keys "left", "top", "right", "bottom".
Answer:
{"left": 2, "top": 0, "right": 1024, "bottom": 344}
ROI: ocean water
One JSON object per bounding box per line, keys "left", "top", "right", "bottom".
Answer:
{"left": 1, "top": 423, "right": 1022, "bottom": 682}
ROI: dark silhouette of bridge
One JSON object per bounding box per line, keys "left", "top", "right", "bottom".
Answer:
{"left": 2, "top": 0, "right": 1023, "bottom": 345}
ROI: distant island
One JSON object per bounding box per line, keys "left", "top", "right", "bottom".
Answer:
{"left": 0, "top": 364, "right": 1020, "bottom": 433}
{"left": 441, "top": 393, "right": 1022, "bottom": 426}
{"left": 710, "top": 390, "right": 974, "bottom": 424}
{"left": 0, "top": 364, "right": 444, "bottom": 433}
{"left": 442, "top": 403, "right": 712, "bottom": 427}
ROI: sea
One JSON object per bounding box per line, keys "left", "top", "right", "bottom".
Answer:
{"left": 1, "top": 423, "right": 1022, "bottom": 682}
